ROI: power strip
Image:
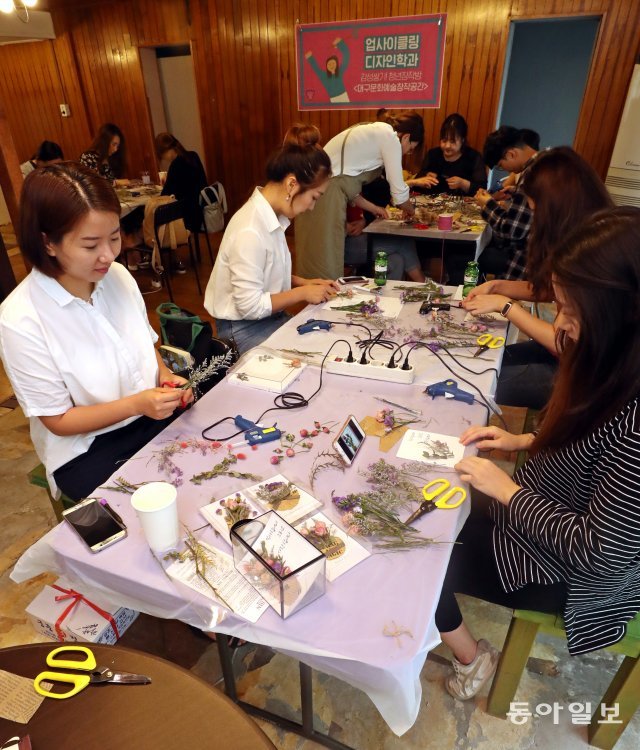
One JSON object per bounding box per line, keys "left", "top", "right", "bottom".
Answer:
{"left": 325, "top": 356, "right": 415, "bottom": 384}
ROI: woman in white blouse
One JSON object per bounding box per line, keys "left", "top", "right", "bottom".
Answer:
{"left": 437, "top": 207, "right": 640, "bottom": 701}
{"left": 204, "top": 124, "right": 339, "bottom": 352}
{"left": 294, "top": 111, "right": 424, "bottom": 280}
{"left": 0, "top": 164, "right": 192, "bottom": 501}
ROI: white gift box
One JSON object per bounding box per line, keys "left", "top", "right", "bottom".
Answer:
{"left": 25, "top": 576, "right": 138, "bottom": 644}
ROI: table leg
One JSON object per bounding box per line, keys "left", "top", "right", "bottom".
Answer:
{"left": 214, "top": 637, "right": 355, "bottom": 750}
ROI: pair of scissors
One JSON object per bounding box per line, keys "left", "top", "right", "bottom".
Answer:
{"left": 405, "top": 478, "right": 468, "bottom": 525}
{"left": 473, "top": 332, "right": 505, "bottom": 358}
{"left": 34, "top": 645, "right": 151, "bottom": 699}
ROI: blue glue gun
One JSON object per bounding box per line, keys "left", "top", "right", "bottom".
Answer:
{"left": 234, "top": 415, "right": 282, "bottom": 446}
{"left": 424, "top": 379, "right": 475, "bottom": 405}
{"left": 297, "top": 319, "right": 332, "bottom": 334}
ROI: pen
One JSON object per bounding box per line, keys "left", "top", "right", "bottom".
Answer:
{"left": 374, "top": 397, "right": 422, "bottom": 416}
{"left": 99, "top": 498, "right": 124, "bottom": 525}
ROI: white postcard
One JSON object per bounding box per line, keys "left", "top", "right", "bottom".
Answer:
{"left": 294, "top": 512, "right": 370, "bottom": 582}
{"left": 325, "top": 293, "right": 403, "bottom": 319}
{"left": 199, "top": 491, "right": 263, "bottom": 545}
{"left": 246, "top": 474, "right": 322, "bottom": 524}
{"left": 166, "top": 541, "right": 269, "bottom": 623}
{"left": 396, "top": 429, "right": 464, "bottom": 468}
{"left": 228, "top": 352, "right": 306, "bottom": 393}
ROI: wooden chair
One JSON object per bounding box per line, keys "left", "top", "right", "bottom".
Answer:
{"left": 487, "top": 608, "right": 640, "bottom": 749}
{"left": 28, "top": 463, "right": 75, "bottom": 522}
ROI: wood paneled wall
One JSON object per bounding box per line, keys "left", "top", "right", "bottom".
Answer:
{"left": 0, "top": 0, "right": 638, "bottom": 216}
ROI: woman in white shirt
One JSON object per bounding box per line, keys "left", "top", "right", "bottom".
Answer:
{"left": 0, "top": 164, "right": 193, "bottom": 501}
{"left": 204, "top": 124, "right": 339, "bottom": 352}
{"left": 294, "top": 112, "right": 424, "bottom": 280}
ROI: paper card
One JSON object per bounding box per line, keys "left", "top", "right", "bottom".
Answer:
{"left": 0, "top": 669, "right": 49, "bottom": 724}
{"left": 199, "top": 491, "right": 262, "bottom": 544}
{"left": 166, "top": 541, "right": 268, "bottom": 623}
{"left": 246, "top": 474, "right": 322, "bottom": 524}
{"left": 452, "top": 285, "right": 464, "bottom": 301}
{"left": 294, "top": 512, "right": 370, "bottom": 582}
{"left": 396, "top": 429, "right": 464, "bottom": 468}
{"left": 228, "top": 353, "right": 306, "bottom": 393}
{"left": 325, "top": 293, "right": 403, "bottom": 319}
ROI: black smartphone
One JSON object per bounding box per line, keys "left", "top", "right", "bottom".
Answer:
{"left": 62, "top": 498, "right": 127, "bottom": 553}
{"left": 332, "top": 415, "right": 366, "bottom": 466}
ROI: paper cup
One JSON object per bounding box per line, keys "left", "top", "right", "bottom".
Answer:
{"left": 158, "top": 170, "right": 167, "bottom": 186}
{"left": 131, "top": 482, "right": 179, "bottom": 553}
{"left": 437, "top": 213, "right": 453, "bottom": 231}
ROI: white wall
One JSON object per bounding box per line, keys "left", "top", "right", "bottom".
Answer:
{"left": 139, "top": 47, "right": 168, "bottom": 137}
{"left": 158, "top": 55, "right": 205, "bottom": 166}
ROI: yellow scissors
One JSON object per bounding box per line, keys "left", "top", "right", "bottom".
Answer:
{"left": 405, "top": 478, "right": 468, "bottom": 525}
{"left": 473, "top": 332, "right": 505, "bottom": 358}
{"left": 34, "top": 645, "right": 151, "bottom": 699}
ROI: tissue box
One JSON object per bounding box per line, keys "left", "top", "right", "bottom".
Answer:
{"left": 25, "top": 576, "right": 138, "bottom": 644}
{"left": 231, "top": 510, "right": 326, "bottom": 619}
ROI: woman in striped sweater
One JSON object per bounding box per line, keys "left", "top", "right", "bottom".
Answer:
{"left": 436, "top": 206, "right": 640, "bottom": 700}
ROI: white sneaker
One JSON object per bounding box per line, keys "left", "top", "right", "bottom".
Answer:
{"left": 446, "top": 639, "right": 499, "bottom": 700}
{"left": 150, "top": 277, "right": 162, "bottom": 290}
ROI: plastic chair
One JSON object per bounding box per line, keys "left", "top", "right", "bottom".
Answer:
{"left": 487, "top": 608, "right": 640, "bottom": 749}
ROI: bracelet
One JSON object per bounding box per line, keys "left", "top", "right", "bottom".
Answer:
{"left": 500, "top": 300, "right": 513, "bottom": 318}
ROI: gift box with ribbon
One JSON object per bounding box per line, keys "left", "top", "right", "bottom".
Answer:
{"left": 25, "top": 576, "right": 138, "bottom": 644}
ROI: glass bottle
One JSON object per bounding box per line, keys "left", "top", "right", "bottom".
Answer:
{"left": 462, "top": 260, "right": 479, "bottom": 297}
{"left": 374, "top": 251, "right": 388, "bottom": 287}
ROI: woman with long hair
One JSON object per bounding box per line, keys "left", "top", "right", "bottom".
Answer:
{"left": 463, "top": 146, "right": 614, "bottom": 408}
{"left": 438, "top": 206, "right": 640, "bottom": 700}
{"left": 407, "top": 113, "right": 487, "bottom": 196}
{"left": 294, "top": 111, "right": 424, "bottom": 280}
{"left": 204, "top": 123, "right": 339, "bottom": 352}
{"left": 0, "top": 164, "right": 192, "bottom": 502}
{"left": 80, "top": 123, "right": 127, "bottom": 182}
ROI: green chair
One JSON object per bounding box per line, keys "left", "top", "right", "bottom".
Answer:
{"left": 487, "top": 608, "right": 640, "bottom": 749}
{"left": 28, "top": 463, "right": 75, "bottom": 522}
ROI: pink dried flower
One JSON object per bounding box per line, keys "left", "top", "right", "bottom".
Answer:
{"left": 236, "top": 452, "right": 247, "bottom": 460}
{"left": 286, "top": 448, "right": 295, "bottom": 457}
{"left": 270, "top": 456, "right": 281, "bottom": 465}
{"left": 300, "top": 428, "right": 309, "bottom": 437}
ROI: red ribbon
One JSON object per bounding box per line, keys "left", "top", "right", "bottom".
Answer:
{"left": 52, "top": 584, "right": 120, "bottom": 642}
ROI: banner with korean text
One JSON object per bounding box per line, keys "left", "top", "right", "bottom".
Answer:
{"left": 296, "top": 15, "right": 446, "bottom": 111}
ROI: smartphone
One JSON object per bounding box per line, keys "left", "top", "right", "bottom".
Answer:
{"left": 337, "top": 276, "right": 369, "bottom": 285}
{"left": 332, "top": 415, "right": 366, "bottom": 466}
{"left": 63, "top": 498, "right": 127, "bottom": 553}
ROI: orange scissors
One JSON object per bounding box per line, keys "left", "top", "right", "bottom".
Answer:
{"left": 405, "top": 478, "right": 468, "bottom": 525}
{"left": 34, "top": 645, "right": 151, "bottom": 699}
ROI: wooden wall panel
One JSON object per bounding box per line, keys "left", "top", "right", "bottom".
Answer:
{"left": 1, "top": 0, "right": 638, "bottom": 220}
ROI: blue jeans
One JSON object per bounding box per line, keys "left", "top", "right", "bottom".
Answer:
{"left": 215, "top": 312, "right": 288, "bottom": 353}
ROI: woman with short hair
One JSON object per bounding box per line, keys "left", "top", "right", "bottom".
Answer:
{"left": 0, "top": 164, "right": 192, "bottom": 501}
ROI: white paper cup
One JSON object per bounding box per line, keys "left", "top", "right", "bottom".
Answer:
{"left": 131, "top": 482, "right": 179, "bottom": 553}
{"left": 158, "top": 170, "right": 167, "bottom": 186}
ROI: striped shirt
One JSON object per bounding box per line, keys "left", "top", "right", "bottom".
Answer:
{"left": 490, "top": 396, "right": 640, "bottom": 654}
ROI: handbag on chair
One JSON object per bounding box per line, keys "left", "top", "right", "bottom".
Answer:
{"left": 200, "top": 182, "right": 228, "bottom": 234}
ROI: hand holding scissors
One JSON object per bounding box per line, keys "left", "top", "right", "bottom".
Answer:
{"left": 473, "top": 333, "right": 505, "bottom": 358}
{"left": 34, "top": 645, "right": 151, "bottom": 699}
{"left": 405, "top": 478, "right": 467, "bottom": 525}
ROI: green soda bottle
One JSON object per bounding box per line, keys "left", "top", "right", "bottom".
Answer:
{"left": 462, "top": 260, "right": 479, "bottom": 297}
{"left": 374, "top": 250, "right": 388, "bottom": 287}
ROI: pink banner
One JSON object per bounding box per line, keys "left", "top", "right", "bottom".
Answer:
{"left": 296, "top": 15, "right": 446, "bottom": 111}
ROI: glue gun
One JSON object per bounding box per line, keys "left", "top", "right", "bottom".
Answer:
{"left": 233, "top": 415, "right": 282, "bottom": 445}
{"left": 297, "top": 319, "right": 332, "bottom": 334}
{"left": 424, "top": 379, "right": 474, "bottom": 405}
{"left": 419, "top": 301, "right": 451, "bottom": 315}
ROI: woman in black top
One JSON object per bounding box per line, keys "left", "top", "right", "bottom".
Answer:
{"left": 436, "top": 207, "right": 640, "bottom": 701}
{"left": 407, "top": 113, "right": 486, "bottom": 196}
{"left": 80, "top": 123, "right": 127, "bottom": 183}
{"left": 155, "top": 132, "right": 208, "bottom": 233}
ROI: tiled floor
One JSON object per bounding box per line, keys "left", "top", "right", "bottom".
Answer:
{"left": 1, "top": 245, "right": 639, "bottom": 749}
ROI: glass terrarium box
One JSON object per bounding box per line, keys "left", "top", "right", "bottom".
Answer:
{"left": 230, "top": 510, "right": 326, "bottom": 619}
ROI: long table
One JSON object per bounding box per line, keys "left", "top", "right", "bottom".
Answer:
{"left": 12, "top": 282, "right": 507, "bottom": 740}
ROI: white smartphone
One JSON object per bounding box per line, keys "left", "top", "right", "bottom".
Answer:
{"left": 332, "top": 415, "right": 366, "bottom": 466}
{"left": 63, "top": 497, "right": 127, "bottom": 553}
{"left": 337, "top": 275, "right": 369, "bottom": 285}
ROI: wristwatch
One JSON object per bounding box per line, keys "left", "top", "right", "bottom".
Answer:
{"left": 500, "top": 300, "right": 514, "bottom": 318}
